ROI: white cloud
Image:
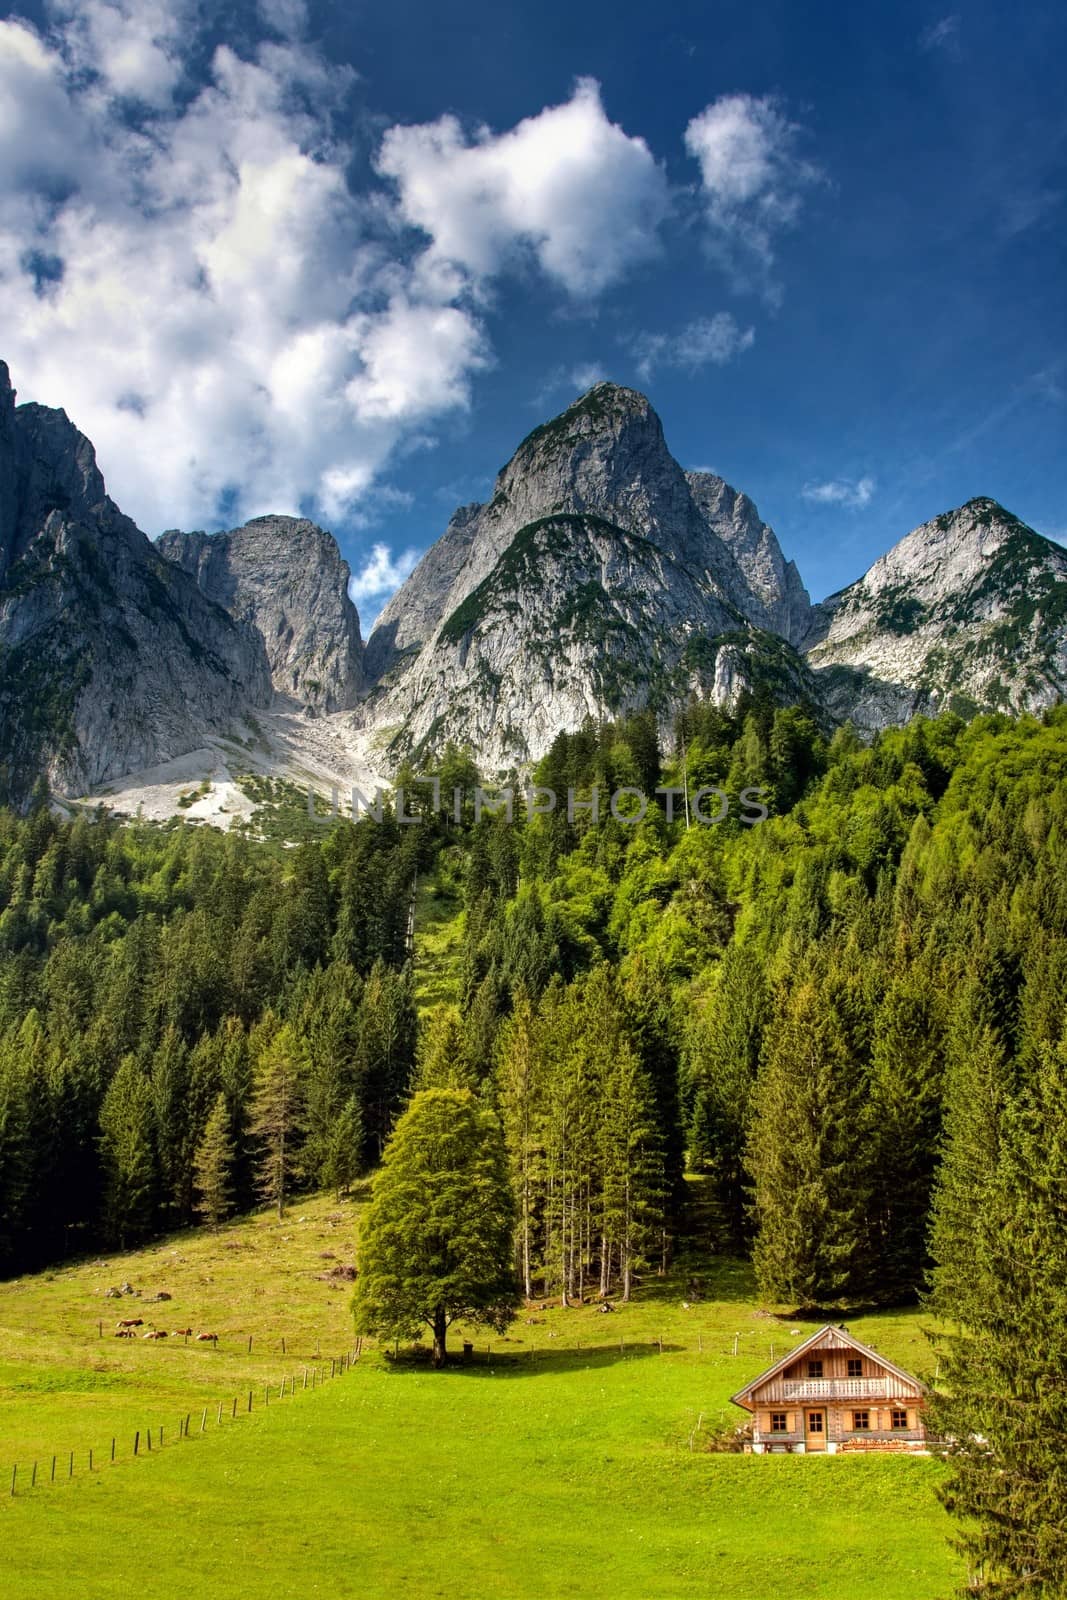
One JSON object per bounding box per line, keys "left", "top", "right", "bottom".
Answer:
{"left": 801, "top": 476, "right": 876, "bottom": 509}
{"left": 632, "top": 313, "right": 755, "bottom": 380}
{"left": 377, "top": 77, "right": 671, "bottom": 298}
{"left": 570, "top": 362, "right": 608, "bottom": 391}
{"left": 257, "top": 0, "right": 308, "bottom": 39}
{"left": 0, "top": 6, "right": 491, "bottom": 533}
{"left": 0, "top": 13, "right": 678, "bottom": 536}
{"left": 684, "top": 93, "right": 820, "bottom": 299}
{"left": 920, "top": 16, "right": 961, "bottom": 56}
{"left": 348, "top": 542, "right": 420, "bottom": 615}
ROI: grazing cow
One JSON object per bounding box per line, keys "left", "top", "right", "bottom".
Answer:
{"left": 116, "top": 1317, "right": 143, "bottom": 1329}
{"left": 173, "top": 1328, "right": 193, "bottom": 1337}
{"left": 114, "top": 1329, "right": 135, "bottom": 1339}
{"left": 196, "top": 1332, "right": 218, "bottom": 1343}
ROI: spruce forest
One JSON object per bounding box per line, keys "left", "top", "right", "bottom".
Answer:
{"left": 3, "top": 700, "right": 1067, "bottom": 1586}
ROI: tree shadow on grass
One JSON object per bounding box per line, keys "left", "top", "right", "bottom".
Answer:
{"left": 381, "top": 1342, "right": 685, "bottom": 1380}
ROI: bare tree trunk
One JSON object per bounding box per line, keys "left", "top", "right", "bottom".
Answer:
{"left": 522, "top": 1173, "right": 532, "bottom": 1300}
{"left": 432, "top": 1306, "right": 447, "bottom": 1368}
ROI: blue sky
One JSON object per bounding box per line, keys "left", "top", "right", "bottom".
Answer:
{"left": 2, "top": 0, "right": 1064, "bottom": 621}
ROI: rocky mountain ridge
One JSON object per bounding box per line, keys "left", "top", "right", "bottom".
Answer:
{"left": 805, "top": 497, "right": 1067, "bottom": 728}
{"left": 158, "top": 517, "right": 364, "bottom": 713}
{"left": 2, "top": 360, "right": 1064, "bottom": 814}
{"left": 0, "top": 362, "right": 273, "bottom": 806}
{"left": 362, "top": 384, "right": 819, "bottom": 771}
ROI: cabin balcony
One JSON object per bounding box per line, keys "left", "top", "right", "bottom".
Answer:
{"left": 781, "top": 1378, "right": 891, "bottom": 1400}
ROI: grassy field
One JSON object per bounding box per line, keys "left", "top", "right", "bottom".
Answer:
{"left": 0, "top": 1191, "right": 962, "bottom": 1600}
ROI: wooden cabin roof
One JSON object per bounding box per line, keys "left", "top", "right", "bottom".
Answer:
{"left": 730, "top": 1323, "right": 926, "bottom": 1411}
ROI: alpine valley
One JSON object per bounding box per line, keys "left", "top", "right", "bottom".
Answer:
{"left": 1, "top": 359, "right": 1065, "bottom": 817}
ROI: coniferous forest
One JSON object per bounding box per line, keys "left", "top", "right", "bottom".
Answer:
{"left": 2, "top": 701, "right": 1067, "bottom": 1585}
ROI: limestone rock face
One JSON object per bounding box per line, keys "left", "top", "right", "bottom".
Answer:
{"left": 158, "top": 517, "right": 364, "bottom": 712}
{"left": 363, "top": 384, "right": 817, "bottom": 770}
{"left": 803, "top": 498, "right": 1067, "bottom": 730}
{"left": 685, "top": 471, "right": 812, "bottom": 645}
{"left": 0, "top": 362, "right": 273, "bottom": 806}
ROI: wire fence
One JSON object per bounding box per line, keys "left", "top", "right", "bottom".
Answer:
{"left": 6, "top": 1339, "right": 364, "bottom": 1499}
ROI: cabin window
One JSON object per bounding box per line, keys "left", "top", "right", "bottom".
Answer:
{"left": 770, "top": 1412, "right": 788, "bottom": 1433}
{"left": 806, "top": 1412, "right": 824, "bottom": 1433}
{"left": 852, "top": 1410, "right": 870, "bottom": 1431}
{"left": 847, "top": 1358, "right": 863, "bottom": 1377}
{"left": 807, "top": 1360, "right": 823, "bottom": 1378}
{"left": 891, "top": 1409, "right": 909, "bottom": 1430}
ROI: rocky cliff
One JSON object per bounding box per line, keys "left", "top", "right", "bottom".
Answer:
{"left": 364, "top": 384, "right": 817, "bottom": 771}
{"left": 158, "top": 518, "right": 364, "bottom": 712}
{"left": 0, "top": 362, "right": 273, "bottom": 806}
{"left": 804, "top": 498, "right": 1067, "bottom": 729}
{"left": 4, "top": 355, "right": 1063, "bottom": 814}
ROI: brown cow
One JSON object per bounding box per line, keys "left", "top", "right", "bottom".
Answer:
{"left": 172, "top": 1328, "right": 193, "bottom": 1337}
{"left": 142, "top": 1329, "right": 168, "bottom": 1339}
{"left": 114, "top": 1329, "right": 135, "bottom": 1339}
{"left": 116, "top": 1317, "right": 143, "bottom": 1329}
{"left": 196, "top": 1332, "right": 218, "bottom": 1342}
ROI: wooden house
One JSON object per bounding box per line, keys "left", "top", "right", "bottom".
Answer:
{"left": 731, "top": 1324, "right": 927, "bottom": 1454}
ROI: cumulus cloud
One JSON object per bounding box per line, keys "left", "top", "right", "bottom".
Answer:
{"left": 348, "top": 542, "right": 420, "bottom": 616}
{"left": 377, "top": 77, "right": 670, "bottom": 297}
{"left": 684, "top": 93, "right": 820, "bottom": 299}
{"left": 631, "top": 313, "right": 754, "bottom": 380}
{"left": 0, "top": 9, "right": 668, "bottom": 536}
{"left": 801, "top": 476, "right": 876, "bottom": 509}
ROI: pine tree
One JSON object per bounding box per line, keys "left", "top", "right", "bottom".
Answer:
{"left": 929, "top": 1044, "right": 1067, "bottom": 1596}
{"left": 248, "top": 1024, "right": 306, "bottom": 1218}
{"left": 865, "top": 968, "right": 944, "bottom": 1300}
{"left": 686, "top": 944, "right": 769, "bottom": 1247}
{"left": 99, "top": 1055, "right": 156, "bottom": 1247}
{"left": 193, "top": 1092, "right": 235, "bottom": 1228}
{"left": 497, "top": 992, "right": 545, "bottom": 1298}
{"left": 414, "top": 1005, "right": 477, "bottom": 1091}
{"left": 598, "top": 1040, "right": 663, "bottom": 1301}
{"left": 747, "top": 973, "right": 871, "bottom": 1307}
{"left": 928, "top": 966, "right": 1018, "bottom": 1321}
{"left": 322, "top": 1095, "right": 363, "bottom": 1198}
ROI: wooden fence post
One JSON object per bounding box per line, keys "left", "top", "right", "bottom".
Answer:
{"left": 134, "top": 1432, "right": 139, "bottom": 1457}
{"left": 231, "top": 1397, "right": 237, "bottom": 1419}
{"left": 31, "top": 1462, "right": 37, "bottom": 1488}
{"left": 201, "top": 1409, "right": 208, "bottom": 1434}
{"left": 111, "top": 1438, "right": 116, "bottom": 1462}
{"left": 10, "top": 1465, "right": 15, "bottom": 1496}
{"left": 51, "top": 1455, "right": 57, "bottom": 1481}
{"left": 247, "top": 1392, "right": 252, "bottom": 1413}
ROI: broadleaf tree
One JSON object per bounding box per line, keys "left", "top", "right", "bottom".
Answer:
{"left": 352, "top": 1088, "right": 518, "bottom": 1365}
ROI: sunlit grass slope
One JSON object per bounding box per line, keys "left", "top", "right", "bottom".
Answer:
{"left": 0, "top": 1191, "right": 961, "bottom": 1600}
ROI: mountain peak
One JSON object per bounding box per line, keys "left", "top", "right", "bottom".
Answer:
{"left": 158, "top": 517, "right": 364, "bottom": 712}
{"left": 805, "top": 499, "right": 1067, "bottom": 729}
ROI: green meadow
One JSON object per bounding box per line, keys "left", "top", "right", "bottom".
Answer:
{"left": 0, "top": 1191, "right": 961, "bottom": 1600}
